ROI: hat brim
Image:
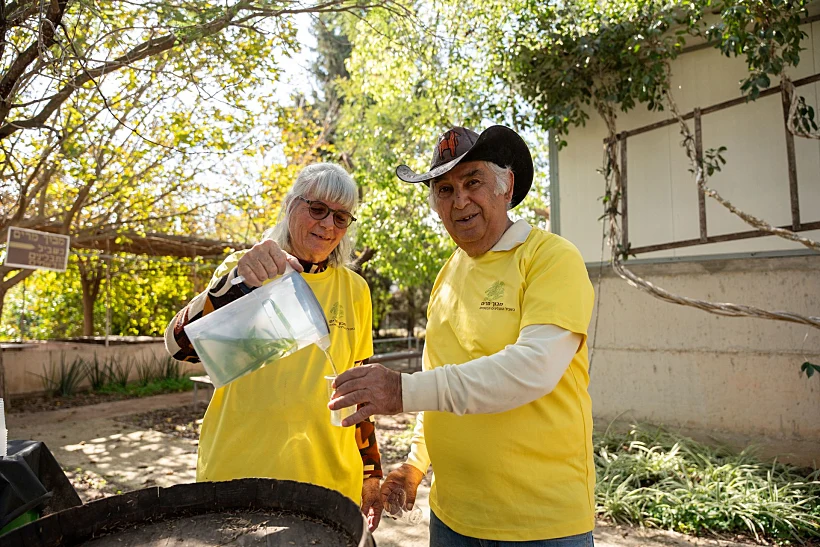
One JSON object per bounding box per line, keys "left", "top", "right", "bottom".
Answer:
{"left": 395, "top": 125, "right": 534, "bottom": 208}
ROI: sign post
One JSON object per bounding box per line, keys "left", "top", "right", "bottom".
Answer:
{"left": 4, "top": 227, "right": 70, "bottom": 272}
{"left": 1, "top": 227, "right": 70, "bottom": 405}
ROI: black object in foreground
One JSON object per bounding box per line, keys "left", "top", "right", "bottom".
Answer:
{"left": 0, "top": 478, "right": 375, "bottom": 547}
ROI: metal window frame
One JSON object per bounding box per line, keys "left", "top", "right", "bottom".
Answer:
{"left": 604, "top": 73, "right": 820, "bottom": 256}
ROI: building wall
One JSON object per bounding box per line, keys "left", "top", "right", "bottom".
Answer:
{"left": 587, "top": 254, "right": 820, "bottom": 466}
{"left": 557, "top": 20, "right": 820, "bottom": 260}
{"left": 553, "top": 13, "right": 820, "bottom": 466}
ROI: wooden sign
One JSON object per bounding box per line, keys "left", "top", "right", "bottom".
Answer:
{"left": 4, "top": 227, "right": 70, "bottom": 272}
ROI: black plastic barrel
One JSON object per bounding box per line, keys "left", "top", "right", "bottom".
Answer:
{"left": 0, "top": 478, "right": 375, "bottom": 546}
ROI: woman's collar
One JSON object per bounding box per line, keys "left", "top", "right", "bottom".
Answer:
{"left": 296, "top": 257, "right": 329, "bottom": 273}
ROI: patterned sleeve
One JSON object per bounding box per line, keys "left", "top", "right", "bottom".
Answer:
{"left": 354, "top": 280, "right": 381, "bottom": 480}
{"left": 356, "top": 414, "right": 383, "bottom": 480}
{"left": 164, "top": 265, "right": 248, "bottom": 363}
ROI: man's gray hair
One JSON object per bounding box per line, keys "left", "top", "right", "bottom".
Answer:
{"left": 428, "top": 161, "right": 513, "bottom": 212}
{"left": 263, "top": 162, "right": 358, "bottom": 267}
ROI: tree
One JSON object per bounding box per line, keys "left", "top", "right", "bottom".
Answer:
{"left": 1, "top": 253, "right": 214, "bottom": 340}
{"left": 335, "top": 1, "right": 550, "bottom": 294}
{"left": 0, "top": 0, "right": 407, "bottom": 398}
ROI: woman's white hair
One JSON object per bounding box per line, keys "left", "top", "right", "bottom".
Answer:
{"left": 428, "top": 161, "right": 513, "bottom": 212}
{"left": 263, "top": 162, "right": 358, "bottom": 267}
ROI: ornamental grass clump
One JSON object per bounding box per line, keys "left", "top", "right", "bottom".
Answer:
{"left": 595, "top": 425, "right": 820, "bottom": 542}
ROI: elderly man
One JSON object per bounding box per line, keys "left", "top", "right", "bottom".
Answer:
{"left": 330, "top": 126, "right": 595, "bottom": 545}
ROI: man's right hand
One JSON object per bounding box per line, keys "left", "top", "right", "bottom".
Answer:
{"left": 237, "top": 240, "right": 303, "bottom": 287}
{"left": 381, "top": 464, "right": 425, "bottom": 514}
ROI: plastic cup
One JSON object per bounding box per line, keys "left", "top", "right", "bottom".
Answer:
{"left": 382, "top": 488, "right": 423, "bottom": 525}
{"left": 382, "top": 505, "right": 423, "bottom": 525}
{"left": 325, "top": 375, "right": 355, "bottom": 427}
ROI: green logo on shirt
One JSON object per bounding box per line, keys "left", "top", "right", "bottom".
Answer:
{"left": 329, "top": 302, "right": 344, "bottom": 321}
{"left": 328, "top": 302, "right": 355, "bottom": 330}
{"left": 480, "top": 281, "right": 516, "bottom": 311}
{"left": 484, "top": 281, "right": 505, "bottom": 301}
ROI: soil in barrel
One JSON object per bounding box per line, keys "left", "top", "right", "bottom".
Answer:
{"left": 80, "top": 509, "right": 357, "bottom": 547}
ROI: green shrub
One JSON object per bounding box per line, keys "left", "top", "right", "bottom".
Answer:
{"left": 106, "top": 356, "right": 133, "bottom": 387}
{"left": 84, "top": 353, "right": 108, "bottom": 390}
{"left": 595, "top": 425, "right": 820, "bottom": 542}
{"left": 36, "top": 353, "right": 88, "bottom": 397}
{"left": 98, "top": 377, "right": 193, "bottom": 397}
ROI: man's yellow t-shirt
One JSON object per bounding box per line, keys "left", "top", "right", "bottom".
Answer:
{"left": 196, "top": 253, "right": 373, "bottom": 503}
{"left": 423, "top": 227, "right": 595, "bottom": 540}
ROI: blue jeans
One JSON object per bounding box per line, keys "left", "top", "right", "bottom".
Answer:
{"left": 430, "top": 512, "right": 594, "bottom": 547}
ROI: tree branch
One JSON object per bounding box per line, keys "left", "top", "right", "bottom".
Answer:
{"left": 0, "top": 0, "right": 68, "bottom": 127}
{"left": 0, "top": 0, "right": 244, "bottom": 140}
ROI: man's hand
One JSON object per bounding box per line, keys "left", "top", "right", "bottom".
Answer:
{"left": 237, "top": 239, "right": 303, "bottom": 287}
{"left": 361, "top": 477, "right": 383, "bottom": 532}
{"left": 329, "top": 364, "right": 402, "bottom": 426}
{"left": 381, "top": 464, "right": 425, "bottom": 515}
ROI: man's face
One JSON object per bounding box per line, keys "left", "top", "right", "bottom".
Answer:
{"left": 431, "top": 161, "right": 514, "bottom": 256}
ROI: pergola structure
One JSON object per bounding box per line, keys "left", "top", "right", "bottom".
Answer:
{"left": 71, "top": 233, "right": 252, "bottom": 259}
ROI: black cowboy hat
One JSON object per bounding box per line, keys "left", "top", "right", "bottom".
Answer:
{"left": 395, "top": 125, "right": 534, "bottom": 208}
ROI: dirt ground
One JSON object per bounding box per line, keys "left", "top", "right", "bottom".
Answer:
{"left": 5, "top": 392, "right": 761, "bottom": 547}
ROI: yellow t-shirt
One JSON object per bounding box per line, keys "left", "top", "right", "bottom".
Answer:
{"left": 196, "top": 253, "right": 373, "bottom": 503}
{"left": 424, "top": 228, "right": 595, "bottom": 540}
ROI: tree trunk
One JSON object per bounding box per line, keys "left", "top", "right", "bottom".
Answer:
{"left": 350, "top": 247, "right": 375, "bottom": 274}
{"left": 77, "top": 258, "right": 104, "bottom": 337}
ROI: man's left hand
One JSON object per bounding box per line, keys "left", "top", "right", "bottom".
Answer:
{"left": 361, "top": 477, "right": 383, "bottom": 532}
{"left": 329, "top": 364, "right": 402, "bottom": 426}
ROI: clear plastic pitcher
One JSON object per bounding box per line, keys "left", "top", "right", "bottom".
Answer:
{"left": 184, "top": 270, "right": 330, "bottom": 388}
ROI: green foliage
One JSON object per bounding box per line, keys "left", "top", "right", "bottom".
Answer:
{"left": 97, "top": 377, "right": 194, "bottom": 398}
{"left": 706, "top": 0, "right": 809, "bottom": 100}
{"left": 513, "top": 0, "right": 705, "bottom": 145}
{"left": 596, "top": 425, "right": 820, "bottom": 541}
{"left": 702, "top": 146, "right": 728, "bottom": 177}
{"left": 337, "top": 4, "right": 551, "bottom": 289}
{"left": 792, "top": 95, "right": 818, "bottom": 133}
{"left": 157, "top": 354, "right": 184, "bottom": 381}
{"left": 35, "top": 351, "right": 190, "bottom": 398}
{"left": 107, "top": 357, "right": 134, "bottom": 388}
{"left": 0, "top": 0, "right": 373, "bottom": 343}
{"left": 0, "top": 254, "right": 208, "bottom": 340}
{"left": 801, "top": 361, "right": 820, "bottom": 378}
{"left": 84, "top": 354, "right": 108, "bottom": 391}
{"left": 37, "top": 353, "right": 88, "bottom": 397}
{"left": 511, "top": 0, "right": 814, "bottom": 145}
{"left": 137, "top": 360, "right": 157, "bottom": 386}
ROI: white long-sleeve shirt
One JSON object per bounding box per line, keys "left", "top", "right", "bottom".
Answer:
{"left": 403, "top": 325, "right": 582, "bottom": 473}
{"left": 400, "top": 220, "right": 584, "bottom": 473}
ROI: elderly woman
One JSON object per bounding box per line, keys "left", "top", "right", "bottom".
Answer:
{"left": 164, "top": 162, "right": 383, "bottom": 530}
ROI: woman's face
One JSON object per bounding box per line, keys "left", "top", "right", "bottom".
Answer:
{"left": 287, "top": 195, "right": 350, "bottom": 263}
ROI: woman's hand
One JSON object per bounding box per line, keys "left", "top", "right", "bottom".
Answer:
{"left": 236, "top": 240, "right": 303, "bottom": 287}
{"left": 361, "top": 477, "right": 383, "bottom": 532}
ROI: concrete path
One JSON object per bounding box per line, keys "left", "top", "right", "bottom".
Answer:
{"left": 7, "top": 393, "right": 755, "bottom": 547}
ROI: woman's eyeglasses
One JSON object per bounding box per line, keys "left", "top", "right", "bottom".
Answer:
{"left": 296, "top": 196, "right": 357, "bottom": 229}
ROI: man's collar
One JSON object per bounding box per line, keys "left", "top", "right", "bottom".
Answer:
{"left": 490, "top": 219, "right": 532, "bottom": 252}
